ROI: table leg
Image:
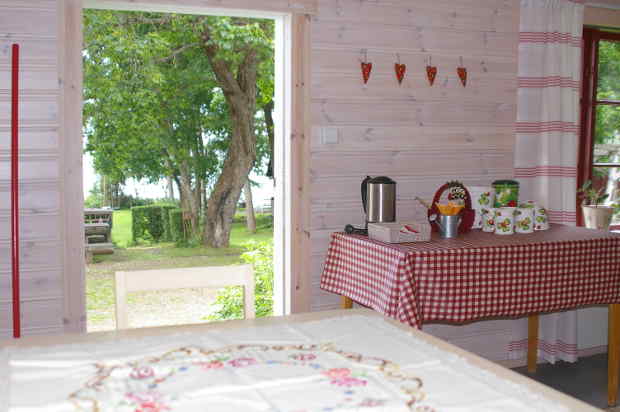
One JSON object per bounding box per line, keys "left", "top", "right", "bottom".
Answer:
{"left": 527, "top": 315, "right": 539, "bottom": 374}
{"left": 341, "top": 296, "right": 353, "bottom": 309}
{"left": 608, "top": 304, "right": 620, "bottom": 406}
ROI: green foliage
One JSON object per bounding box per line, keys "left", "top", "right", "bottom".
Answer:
{"left": 83, "top": 10, "right": 274, "bottom": 203}
{"left": 84, "top": 193, "right": 103, "bottom": 209}
{"left": 594, "top": 40, "right": 620, "bottom": 152}
{"left": 83, "top": 10, "right": 275, "bottom": 247}
{"left": 168, "top": 208, "right": 188, "bottom": 245}
{"left": 117, "top": 194, "right": 155, "bottom": 210}
{"left": 111, "top": 210, "right": 132, "bottom": 248}
{"left": 207, "top": 241, "right": 273, "bottom": 320}
{"left": 578, "top": 180, "right": 610, "bottom": 206}
{"left": 160, "top": 204, "right": 178, "bottom": 241}
{"left": 84, "top": 180, "right": 104, "bottom": 208}
{"left": 131, "top": 205, "right": 167, "bottom": 242}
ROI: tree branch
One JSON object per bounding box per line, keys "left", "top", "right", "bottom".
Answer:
{"left": 155, "top": 43, "right": 199, "bottom": 64}
{"left": 201, "top": 26, "right": 244, "bottom": 99}
{"left": 237, "top": 48, "right": 258, "bottom": 97}
{"left": 122, "top": 14, "right": 173, "bottom": 26}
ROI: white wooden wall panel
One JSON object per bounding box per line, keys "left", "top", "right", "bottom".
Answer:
{"left": 309, "top": 0, "right": 519, "bottom": 361}
{"left": 0, "top": 185, "right": 60, "bottom": 214}
{"left": 0, "top": 37, "right": 58, "bottom": 63}
{"left": 1, "top": 299, "right": 64, "bottom": 333}
{"left": 0, "top": 268, "right": 63, "bottom": 301}
{"left": 0, "top": 128, "right": 59, "bottom": 153}
{"left": 0, "top": 1, "right": 64, "bottom": 338}
{"left": 0, "top": 240, "right": 63, "bottom": 271}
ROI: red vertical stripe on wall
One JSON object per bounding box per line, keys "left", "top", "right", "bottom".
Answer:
{"left": 11, "top": 44, "right": 20, "bottom": 338}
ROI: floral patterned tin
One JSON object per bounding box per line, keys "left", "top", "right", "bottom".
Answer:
{"left": 534, "top": 206, "right": 550, "bottom": 230}
{"left": 494, "top": 207, "right": 516, "bottom": 235}
{"left": 482, "top": 208, "right": 496, "bottom": 232}
{"left": 493, "top": 180, "right": 519, "bottom": 208}
{"left": 515, "top": 207, "right": 534, "bottom": 234}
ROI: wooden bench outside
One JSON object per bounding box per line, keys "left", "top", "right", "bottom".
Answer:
{"left": 85, "top": 209, "right": 114, "bottom": 256}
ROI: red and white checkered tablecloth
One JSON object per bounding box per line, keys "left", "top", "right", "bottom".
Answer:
{"left": 320, "top": 225, "right": 620, "bottom": 328}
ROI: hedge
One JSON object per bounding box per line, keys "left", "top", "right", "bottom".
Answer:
{"left": 160, "top": 205, "right": 177, "bottom": 241}
{"left": 168, "top": 208, "right": 188, "bottom": 245}
{"left": 131, "top": 205, "right": 170, "bottom": 242}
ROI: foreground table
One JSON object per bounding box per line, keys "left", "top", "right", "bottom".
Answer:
{"left": 0, "top": 309, "right": 595, "bottom": 411}
{"left": 320, "top": 225, "right": 620, "bottom": 405}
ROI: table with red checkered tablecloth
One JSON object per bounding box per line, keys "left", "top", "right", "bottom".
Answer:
{"left": 320, "top": 224, "right": 620, "bottom": 405}
{"left": 320, "top": 225, "right": 620, "bottom": 328}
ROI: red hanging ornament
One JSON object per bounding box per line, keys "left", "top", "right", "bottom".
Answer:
{"left": 360, "top": 49, "right": 372, "bottom": 85}
{"left": 395, "top": 64, "right": 406, "bottom": 84}
{"left": 457, "top": 56, "right": 467, "bottom": 87}
{"left": 426, "top": 66, "right": 437, "bottom": 86}
{"left": 394, "top": 54, "right": 406, "bottom": 85}
{"left": 361, "top": 62, "right": 373, "bottom": 84}
{"left": 425, "top": 56, "right": 437, "bottom": 86}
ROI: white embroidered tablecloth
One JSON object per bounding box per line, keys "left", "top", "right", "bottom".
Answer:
{"left": 0, "top": 315, "right": 575, "bottom": 411}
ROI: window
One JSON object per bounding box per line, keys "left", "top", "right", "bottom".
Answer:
{"left": 579, "top": 28, "right": 620, "bottom": 226}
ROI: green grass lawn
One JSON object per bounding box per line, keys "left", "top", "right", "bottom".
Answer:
{"left": 111, "top": 209, "right": 132, "bottom": 248}
{"left": 87, "top": 209, "right": 273, "bottom": 331}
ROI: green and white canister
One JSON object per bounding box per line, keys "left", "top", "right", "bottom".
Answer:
{"left": 482, "top": 208, "right": 496, "bottom": 233}
{"left": 494, "top": 207, "right": 516, "bottom": 235}
{"left": 515, "top": 207, "right": 534, "bottom": 234}
{"left": 493, "top": 180, "right": 519, "bottom": 208}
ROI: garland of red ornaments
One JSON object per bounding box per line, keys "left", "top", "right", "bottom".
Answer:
{"left": 359, "top": 52, "right": 468, "bottom": 88}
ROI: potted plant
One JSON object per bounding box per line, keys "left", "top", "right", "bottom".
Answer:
{"left": 578, "top": 180, "right": 614, "bottom": 230}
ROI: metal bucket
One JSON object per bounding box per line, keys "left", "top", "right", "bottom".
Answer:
{"left": 438, "top": 214, "right": 461, "bottom": 238}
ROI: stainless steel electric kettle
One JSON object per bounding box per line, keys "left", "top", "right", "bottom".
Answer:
{"left": 361, "top": 176, "right": 396, "bottom": 224}
{"left": 344, "top": 176, "right": 397, "bottom": 235}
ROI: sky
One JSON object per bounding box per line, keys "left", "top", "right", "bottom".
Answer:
{"left": 83, "top": 152, "right": 275, "bottom": 208}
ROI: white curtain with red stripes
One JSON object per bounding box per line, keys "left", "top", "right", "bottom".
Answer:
{"left": 510, "top": 0, "right": 584, "bottom": 363}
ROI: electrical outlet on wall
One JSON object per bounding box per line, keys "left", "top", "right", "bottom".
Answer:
{"left": 321, "top": 127, "right": 339, "bottom": 145}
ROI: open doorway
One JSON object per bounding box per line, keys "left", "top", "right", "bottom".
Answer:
{"left": 80, "top": 5, "right": 289, "bottom": 331}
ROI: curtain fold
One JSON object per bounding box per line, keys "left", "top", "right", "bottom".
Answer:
{"left": 510, "top": 0, "right": 584, "bottom": 364}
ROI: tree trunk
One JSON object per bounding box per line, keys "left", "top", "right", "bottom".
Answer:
{"left": 167, "top": 176, "right": 174, "bottom": 200}
{"left": 202, "top": 30, "right": 259, "bottom": 248}
{"left": 263, "top": 100, "right": 275, "bottom": 179}
{"left": 179, "top": 160, "right": 199, "bottom": 236}
{"left": 204, "top": 105, "right": 256, "bottom": 247}
{"left": 102, "top": 175, "right": 112, "bottom": 208}
{"left": 244, "top": 179, "right": 256, "bottom": 233}
{"left": 195, "top": 177, "right": 204, "bottom": 239}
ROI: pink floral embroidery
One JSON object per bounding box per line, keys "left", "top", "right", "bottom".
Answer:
{"left": 198, "top": 360, "right": 224, "bottom": 370}
{"left": 130, "top": 366, "right": 155, "bottom": 380}
{"left": 290, "top": 353, "right": 317, "bottom": 361}
{"left": 126, "top": 392, "right": 169, "bottom": 412}
{"left": 359, "top": 398, "right": 385, "bottom": 407}
{"left": 228, "top": 357, "right": 257, "bottom": 368}
{"left": 322, "top": 368, "right": 351, "bottom": 379}
{"left": 135, "top": 401, "right": 169, "bottom": 412}
{"left": 322, "top": 368, "right": 367, "bottom": 387}
{"left": 330, "top": 376, "right": 367, "bottom": 387}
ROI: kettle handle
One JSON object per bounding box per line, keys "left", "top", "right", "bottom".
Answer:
{"left": 361, "top": 176, "right": 371, "bottom": 214}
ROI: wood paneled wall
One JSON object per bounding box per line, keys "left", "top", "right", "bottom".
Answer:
{"left": 0, "top": 0, "right": 66, "bottom": 338}
{"left": 309, "top": 0, "right": 519, "bottom": 311}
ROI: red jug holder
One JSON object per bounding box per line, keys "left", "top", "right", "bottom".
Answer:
{"left": 428, "top": 182, "right": 474, "bottom": 234}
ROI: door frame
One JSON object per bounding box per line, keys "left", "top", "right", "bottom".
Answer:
{"left": 58, "top": 0, "right": 313, "bottom": 332}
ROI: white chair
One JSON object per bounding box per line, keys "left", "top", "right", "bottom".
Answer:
{"left": 114, "top": 265, "right": 255, "bottom": 329}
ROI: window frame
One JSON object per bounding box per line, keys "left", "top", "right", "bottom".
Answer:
{"left": 578, "top": 27, "right": 620, "bottom": 227}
